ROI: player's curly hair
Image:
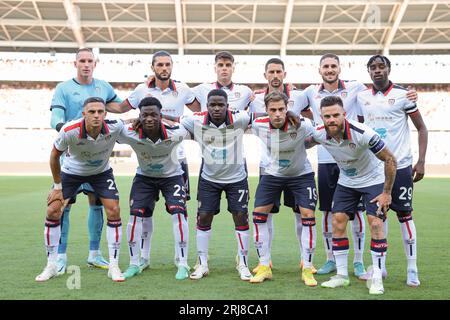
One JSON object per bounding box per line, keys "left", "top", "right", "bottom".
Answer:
{"left": 138, "top": 96, "right": 163, "bottom": 110}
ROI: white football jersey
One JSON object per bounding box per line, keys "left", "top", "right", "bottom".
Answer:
{"left": 251, "top": 116, "right": 314, "bottom": 177}
{"left": 192, "top": 82, "right": 252, "bottom": 111}
{"left": 125, "top": 79, "right": 195, "bottom": 159}
{"left": 248, "top": 85, "right": 309, "bottom": 169}
{"left": 180, "top": 110, "right": 251, "bottom": 184}
{"left": 291, "top": 80, "right": 368, "bottom": 164}
{"left": 55, "top": 119, "right": 123, "bottom": 176}
{"left": 312, "top": 120, "right": 386, "bottom": 188}
{"left": 118, "top": 122, "right": 189, "bottom": 178}
{"left": 357, "top": 82, "right": 418, "bottom": 169}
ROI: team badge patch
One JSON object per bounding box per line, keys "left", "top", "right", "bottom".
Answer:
{"left": 341, "top": 91, "right": 348, "bottom": 98}
{"left": 290, "top": 132, "right": 297, "bottom": 139}
{"left": 172, "top": 91, "right": 178, "bottom": 97}
{"left": 145, "top": 93, "right": 153, "bottom": 97}
{"left": 349, "top": 142, "right": 356, "bottom": 149}
{"left": 95, "top": 87, "right": 101, "bottom": 93}
{"left": 288, "top": 100, "right": 294, "bottom": 108}
{"left": 235, "top": 92, "right": 241, "bottom": 98}
{"left": 388, "top": 98, "right": 395, "bottom": 105}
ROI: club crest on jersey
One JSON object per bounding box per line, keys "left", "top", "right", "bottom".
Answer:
{"left": 235, "top": 92, "right": 241, "bottom": 98}
{"left": 145, "top": 93, "right": 153, "bottom": 97}
{"left": 349, "top": 142, "right": 356, "bottom": 149}
{"left": 388, "top": 98, "right": 395, "bottom": 105}
{"left": 290, "top": 132, "right": 297, "bottom": 139}
{"left": 341, "top": 91, "right": 348, "bottom": 98}
{"left": 172, "top": 91, "right": 178, "bottom": 97}
{"left": 288, "top": 100, "right": 294, "bottom": 108}
{"left": 95, "top": 86, "right": 101, "bottom": 93}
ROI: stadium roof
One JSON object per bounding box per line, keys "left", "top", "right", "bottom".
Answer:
{"left": 0, "top": 0, "right": 449, "bottom": 55}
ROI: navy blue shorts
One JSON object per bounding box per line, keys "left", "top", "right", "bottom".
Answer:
{"left": 390, "top": 166, "right": 414, "bottom": 213}
{"left": 318, "top": 163, "right": 340, "bottom": 211}
{"left": 254, "top": 173, "right": 317, "bottom": 211}
{"left": 67, "top": 183, "right": 102, "bottom": 205}
{"left": 197, "top": 176, "right": 249, "bottom": 214}
{"left": 61, "top": 168, "right": 119, "bottom": 201}
{"left": 130, "top": 174, "right": 186, "bottom": 217}
{"left": 318, "top": 163, "right": 365, "bottom": 214}
{"left": 259, "top": 168, "right": 299, "bottom": 214}
{"left": 332, "top": 183, "right": 384, "bottom": 218}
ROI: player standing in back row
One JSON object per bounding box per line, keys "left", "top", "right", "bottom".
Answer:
{"left": 50, "top": 47, "right": 123, "bottom": 275}
{"left": 357, "top": 55, "right": 428, "bottom": 287}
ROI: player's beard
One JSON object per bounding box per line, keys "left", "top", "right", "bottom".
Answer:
{"left": 270, "top": 78, "right": 282, "bottom": 90}
{"left": 322, "top": 74, "right": 338, "bottom": 85}
{"left": 325, "top": 122, "right": 342, "bottom": 137}
{"left": 155, "top": 71, "right": 171, "bottom": 81}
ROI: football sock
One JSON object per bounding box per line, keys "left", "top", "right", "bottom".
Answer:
{"left": 235, "top": 225, "right": 250, "bottom": 267}
{"left": 253, "top": 212, "right": 270, "bottom": 266}
{"left": 267, "top": 214, "right": 274, "bottom": 252}
{"left": 333, "top": 237, "right": 349, "bottom": 277}
{"left": 127, "top": 213, "right": 143, "bottom": 266}
{"left": 351, "top": 210, "right": 365, "bottom": 264}
{"left": 398, "top": 214, "right": 418, "bottom": 271}
{"left": 140, "top": 216, "right": 153, "bottom": 262}
{"left": 294, "top": 213, "right": 303, "bottom": 259}
{"left": 172, "top": 213, "right": 189, "bottom": 266}
{"left": 196, "top": 226, "right": 211, "bottom": 267}
{"left": 370, "top": 238, "right": 387, "bottom": 279}
{"left": 88, "top": 205, "right": 103, "bottom": 252}
{"left": 301, "top": 217, "right": 316, "bottom": 268}
{"left": 45, "top": 218, "right": 61, "bottom": 264}
{"left": 323, "top": 211, "right": 334, "bottom": 261}
{"left": 106, "top": 219, "right": 122, "bottom": 266}
{"left": 57, "top": 206, "right": 70, "bottom": 254}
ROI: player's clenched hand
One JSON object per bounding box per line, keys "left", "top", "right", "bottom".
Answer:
{"left": 286, "top": 111, "right": 301, "bottom": 129}
{"left": 370, "top": 192, "right": 391, "bottom": 217}
{"left": 412, "top": 161, "right": 425, "bottom": 182}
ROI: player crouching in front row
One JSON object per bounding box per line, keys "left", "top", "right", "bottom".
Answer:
{"left": 36, "top": 97, "right": 126, "bottom": 282}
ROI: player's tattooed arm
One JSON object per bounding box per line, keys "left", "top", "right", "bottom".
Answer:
{"left": 409, "top": 111, "right": 428, "bottom": 182}
{"left": 371, "top": 147, "right": 397, "bottom": 216}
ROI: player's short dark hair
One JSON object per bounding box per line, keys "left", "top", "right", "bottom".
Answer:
{"left": 320, "top": 95, "right": 343, "bottom": 109}
{"left": 264, "top": 91, "right": 289, "bottom": 108}
{"left": 367, "top": 54, "right": 391, "bottom": 70}
{"left": 320, "top": 53, "right": 340, "bottom": 65}
{"left": 83, "top": 97, "right": 105, "bottom": 108}
{"left": 265, "top": 58, "right": 285, "bottom": 71}
{"left": 138, "top": 97, "right": 163, "bottom": 110}
{"left": 207, "top": 89, "right": 228, "bottom": 102}
{"left": 152, "top": 50, "right": 172, "bottom": 66}
{"left": 215, "top": 51, "right": 234, "bottom": 63}
{"left": 76, "top": 47, "right": 94, "bottom": 59}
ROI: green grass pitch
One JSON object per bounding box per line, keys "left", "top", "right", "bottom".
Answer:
{"left": 0, "top": 176, "right": 449, "bottom": 300}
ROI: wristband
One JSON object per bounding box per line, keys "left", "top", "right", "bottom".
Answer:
{"left": 53, "top": 182, "right": 62, "bottom": 190}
